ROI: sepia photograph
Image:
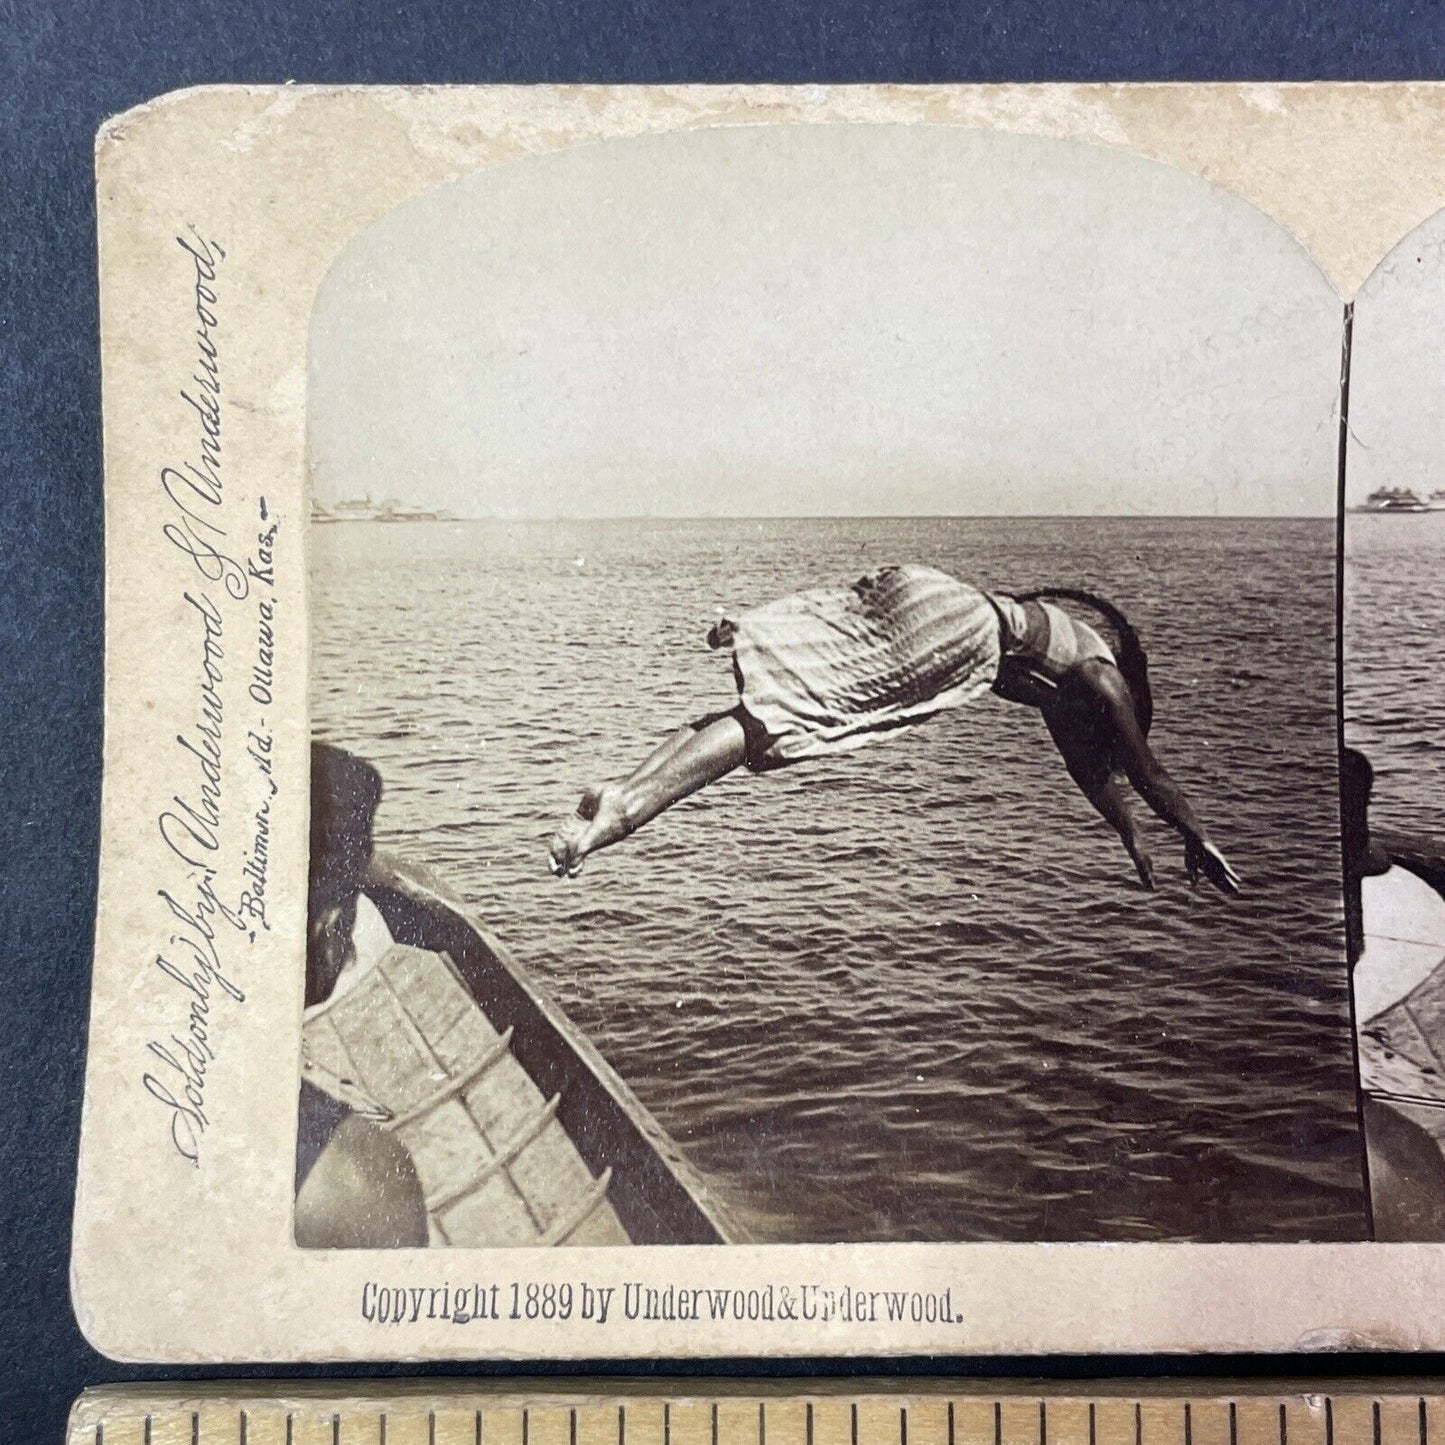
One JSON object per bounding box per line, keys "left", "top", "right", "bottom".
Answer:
{"left": 299, "top": 122, "right": 1363, "bottom": 1250}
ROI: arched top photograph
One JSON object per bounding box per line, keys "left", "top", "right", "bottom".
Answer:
{"left": 302, "top": 117, "right": 1358, "bottom": 1252}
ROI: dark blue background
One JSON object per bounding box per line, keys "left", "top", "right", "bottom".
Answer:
{"left": 5, "top": 3, "right": 1445, "bottom": 1440}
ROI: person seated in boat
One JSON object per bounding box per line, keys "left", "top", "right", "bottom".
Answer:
{"left": 548, "top": 564, "right": 1239, "bottom": 895}
{"left": 297, "top": 741, "right": 428, "bottom": 1249}
{"left": 1340, "top": 746, "right": 1445, "bottom": 1241}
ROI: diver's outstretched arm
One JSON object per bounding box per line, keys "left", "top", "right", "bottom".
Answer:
{"left": 1054, "top": 663, "right": 1240, "bottom": 895}
{"left": 1082, "top": 775, "right": 1157, "bottom": 890}
{"left": 1095, "top": 668, "right": 1240, "bottom": 895}
{"left": 548, "top": 708, "right": 749, "bottom": 877}
{"left": 1044, "top": 710, "right": 1155, "bottom": 888}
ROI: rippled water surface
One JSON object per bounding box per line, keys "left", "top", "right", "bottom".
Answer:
{"left": 312, "top": 516, "right": 1365, "bottom": 1242}
{"left": 1345, "top": 512, "right": 1445, "bottom": 843}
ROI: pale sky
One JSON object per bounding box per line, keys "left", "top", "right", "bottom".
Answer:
{"left": 1349, "top": 208, "right": 1445, "bottom": 506}
{"left": 309, "top": 124, "right": 1345, "bottom": 518}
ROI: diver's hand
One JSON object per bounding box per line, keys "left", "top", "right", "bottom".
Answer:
{"left": 1126, "top": 838, "right": 1156, "bottom": 890}
{"left": 1185, "top": 836, "right": 1240, "bottom": 895}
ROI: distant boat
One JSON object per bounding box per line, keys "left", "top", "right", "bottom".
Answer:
{"left": 1357, "top": 487, "right": 1431, "bottom": 513}
{"left": 311, "top": 496, "right": 455, "bottom": 523}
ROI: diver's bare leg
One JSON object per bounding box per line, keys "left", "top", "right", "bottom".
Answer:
{"left": 578, "top": 709, "right": 738, "bottom": 817}
{"left": 550, "top": 711, "right": 749, "bottom": 875}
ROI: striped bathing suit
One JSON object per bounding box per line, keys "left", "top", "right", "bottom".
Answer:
{"left": 714, "top": 564, "right": 1004, "bottom": 771}
{"left": 990, "top": 594, "right": 1116, "bottom": 695}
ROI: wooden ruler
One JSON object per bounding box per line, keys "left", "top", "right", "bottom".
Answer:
{"left": 66, "top": 1381, "right": 1444, "bottom": 1445}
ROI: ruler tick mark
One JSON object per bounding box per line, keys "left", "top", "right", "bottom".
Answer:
{"left": 82, "top": 1382, "right": 1445, "bottom": 1445}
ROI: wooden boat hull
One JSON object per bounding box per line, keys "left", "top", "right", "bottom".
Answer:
{"left": 1351, "top": 827, "right": 1445, "bottom": 1240}
{"left": 304, "top": 939, "right": 632, "bottom": 1246}
{"left": 355, "top": 851, "right": 735, "bottom": 1246}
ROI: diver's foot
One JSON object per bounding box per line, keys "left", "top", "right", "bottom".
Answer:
{"left": 547, "top": 784, "right": 633, "bottom": 877}
{"left": 547, "top": 786, "right": 604, "bottom": 876}
{"left": 548, "top": 816, "right": 589, "bottom": 878}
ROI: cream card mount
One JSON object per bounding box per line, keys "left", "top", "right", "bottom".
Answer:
{"left": 75, "top": 83, "right": 1445, "bottom": 1362}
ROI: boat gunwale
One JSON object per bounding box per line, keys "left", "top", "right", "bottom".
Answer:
{"left": 360, "top": 849, "right": 737, "bottom": 1247}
